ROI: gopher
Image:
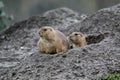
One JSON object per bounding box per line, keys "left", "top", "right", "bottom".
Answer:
{"left": 69, "top": 32, "right": 87, "bottom": 48}
{"left": 37, "top": 26, "right": 69, "bottom": 54}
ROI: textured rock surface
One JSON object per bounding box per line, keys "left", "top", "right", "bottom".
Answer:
{"left": 0, "top": 5, "right": 120, "bottom": 80}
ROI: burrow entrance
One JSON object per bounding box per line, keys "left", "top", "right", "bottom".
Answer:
{"left": 85, "top": 32, "right": 109, "bottom": 45}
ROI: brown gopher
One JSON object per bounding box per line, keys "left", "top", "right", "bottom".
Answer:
{"left": 37, "top": 26, "right": 69, "bottom": 54}
{"left": 69, "top": 32, "right": 87, "bottom": 48}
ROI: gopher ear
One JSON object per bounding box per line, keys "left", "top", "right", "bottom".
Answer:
{"left": 49, "top": 28, "right": 53, "bottom": 31}
{"left": 79, "top": 33, "right": 83, "bottom": 37}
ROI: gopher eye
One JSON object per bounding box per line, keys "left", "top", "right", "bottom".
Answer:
{"left": 74, "top": 33, "right": 78, "bottom": 36}
{"left": 43, "top": 29, "right": 47, "bottom": 31}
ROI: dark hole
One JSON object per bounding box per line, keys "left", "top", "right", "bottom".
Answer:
{"left": 70, "top": 45, "right": 73, "bottom": 49}
{"left": 40, "top": 51, "right": 56, "bottom": 55}
{"left": 86, "top": 32, "right": 109, "bottom": 44}
{"left": 49, "top": 52, "right": 56, "bottom": 55}
{"left": 11, "top": 72, "right": 16, "bottom": 77}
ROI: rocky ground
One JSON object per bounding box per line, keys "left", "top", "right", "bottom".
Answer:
{"left": 0, "top": 5, "right": 120, "bottom": 80}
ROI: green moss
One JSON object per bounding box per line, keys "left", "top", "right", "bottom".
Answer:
{"left": 102, "top": 74, "right": 120, "bottom": 80}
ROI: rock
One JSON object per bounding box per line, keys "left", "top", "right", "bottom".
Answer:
{"left": 0, "top": 5, "right": 120, "bottom": 80}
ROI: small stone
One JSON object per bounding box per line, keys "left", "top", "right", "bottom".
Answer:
{"left": 1, "top": 36, "right": 6, "bottom": 39}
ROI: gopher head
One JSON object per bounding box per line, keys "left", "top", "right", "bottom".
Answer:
{"left": 38, "top": 26, "right": 55, "bottom": 40}
{"left": 69, "top": 32, "right": 83, "bottom": 44}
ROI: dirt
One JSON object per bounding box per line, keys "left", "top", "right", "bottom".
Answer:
{"left": 0, "top": 6, "right": 120, "bottom": 80}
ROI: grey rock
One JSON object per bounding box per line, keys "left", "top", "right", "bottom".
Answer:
{"left": 0, "top": 5, "right": 120, "bottom": 80}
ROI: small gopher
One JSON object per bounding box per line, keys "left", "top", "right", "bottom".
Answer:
{"left": 37, "top": 26, "right": 69, "bottom": 54}
{"left": 69, "top": 32, "right": 87, "bottom": 48}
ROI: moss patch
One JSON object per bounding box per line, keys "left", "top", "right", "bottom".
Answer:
{"left": 102, "top": 74, "right": 120, "bottom": 80}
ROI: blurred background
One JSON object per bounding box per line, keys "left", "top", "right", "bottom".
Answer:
{"left": 0, "top": 0, "right": 120, "bottom": 31}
